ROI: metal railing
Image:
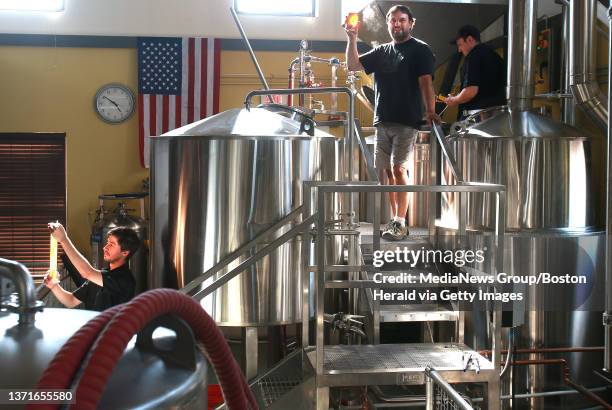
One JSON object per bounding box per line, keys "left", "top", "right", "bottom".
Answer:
{"left": 425, "top": 367, "right": 474, "bottom": 410}
{"left": 180, "top": 205, "right": 305, "bottom": 298}
{"left": 302, "top": 181, "right": 506, "bottom": 371}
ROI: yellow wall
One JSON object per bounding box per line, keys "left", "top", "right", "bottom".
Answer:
{"left": 219, "top": 50, "right": 374, "bottom": 125}
{"left": 0, "top": 45, "right": 147, "bottom": 255}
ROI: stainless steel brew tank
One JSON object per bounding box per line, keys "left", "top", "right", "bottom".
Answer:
{"left": 150, "top": 108, "right": 339, "bottom": 326}
{"left": 441, "top": 109, "right": 595, "bottom": 231}
{"left": 438, "top": 109, "right": 604, "bottom": 407}
{"left": 0, "top": 258, "right": 209, "bottom": 409}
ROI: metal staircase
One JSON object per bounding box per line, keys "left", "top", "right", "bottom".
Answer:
{"left": 192, "top": 88, "right": 506, "bottom": 409}
{"left": 357, "top": 224, "right": 462, "bottom": 343}
{"left": 300, "top": 178, "right": 505, "bottom": 410}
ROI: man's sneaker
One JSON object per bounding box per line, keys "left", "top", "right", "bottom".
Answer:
{"left": 382, "top": 221, "right": 409, "bottom": 241}
{"left": 381, "top": 221, "right": 407, "bottom": 240}
{"left": 380, "top": 219, "right": 394, "bottom": 237}
{"left": 390, "top": 222, "right": 408, "bottom": 240}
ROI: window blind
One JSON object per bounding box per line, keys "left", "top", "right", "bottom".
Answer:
{"left": 0, "top": 133, "right": 66, "bottom": 277}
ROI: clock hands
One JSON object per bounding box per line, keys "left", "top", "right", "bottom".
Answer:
{"left": 103, "top": 95, "right": 123, "bottom": 113}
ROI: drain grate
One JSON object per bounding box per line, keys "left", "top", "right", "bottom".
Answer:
{"left": 258, "top": 376, "right": 302, "bottom": 407}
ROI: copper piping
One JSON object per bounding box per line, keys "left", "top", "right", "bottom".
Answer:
{"left": 511, "top": 359, "right": 612, "bottom": 410}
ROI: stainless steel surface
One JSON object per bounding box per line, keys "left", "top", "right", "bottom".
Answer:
{"left": 322, "top": 343, "right": 492, "bottom": 373}
{"left": 151, "top": 107, "right": 338, "bottom": 326}
{"left": 437, "top": 228, "right": 606, "bottom": 407}
{"left": 92, "top": 201, "right": 148, "bottom": 294}
{"left": 0, "top": 309, "right": 208, "bottom": 409}
{"left": 356, "top": 1, "right": 506, "bottom": 66}
{"left": 438, "top": 1, "right": 604, "bottom": 403}
{"left": 247, "top": 90, "right": 359, "bottom": 326}
{"left": 0, "top": 307, "right": 98, "bottom": 388}
{"left": 605, "top": 1, "right": 612, "bottom": 374}
{"left": 0, "top": 258, "right": 42, "bottom": 325}
{"left": 507, "top": 0, "right": 535, "bottom": 110}
{"left": 180, "top": 206, "right": 303, "bottom": 296}
{"left": 186, "top": 215, "right": 315, "bottom": 301}
{"left": 229, "top": 7, "right": 272, "bottom": 99}
{"left": 245, "top": 87, "right": 356, "bottom": 208}
{"left": 561, "top": 1, "right": 576, "bottom": 125}
{"left": 425, "top": 367, "right": 474, "bottom": 410}
{"left": 442, "top": 109, "right": 595, "bottom": 231}
{"left": 260, "top": 376, "right": 303, "bottom": 407}
{"left": 432, "top": 123, "right": 462, "bottom": 183}
{"left": 426, "top": 375, "right": 434, "bottom": 410}
{"left": 570, "top": 0, "right": 607, "bottom": 129}
{"left": 409, "top": 131, "right": 433, "bottom": 227}
{"left": 98, "top": 336, "right": 208, "bottom": 410}
{"left": 354, "top": 121, "right": 377, "bottom": 183}
{"left": 303, "top": 182, "right": 505, "bottom": 409}
{"left": 377, "top": 304, "right": 459, "bottom": 323}
{"left": 243, "top": 326, "right": 258, "bottom": 381}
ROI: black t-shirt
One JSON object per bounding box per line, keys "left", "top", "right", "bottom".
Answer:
{"left": 359, "top": 38, "right": 435, "bottom": 127}
{"left": 73, "top": 263, "right": 135, "bottom": 311}
{"left": 459, "top": 43, "right": 506, "bottom": 112}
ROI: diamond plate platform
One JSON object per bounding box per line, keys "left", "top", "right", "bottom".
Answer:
{"left": 322, "top": 343, "right": 491, "bottom": 372}
{"left": 306, "top": 343, "right": 494, "bottom": 387}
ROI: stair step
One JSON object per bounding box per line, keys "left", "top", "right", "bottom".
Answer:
{"left": 358, "top": 223, "right": 432, "bottom": 256}
{"left": 378, "top": 304, "right": 459, "bottom": 323}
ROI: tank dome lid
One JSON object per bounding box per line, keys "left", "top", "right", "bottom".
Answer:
{"left": 159, "top": 107, "right": 335, "bottom": 139}
{"left": 461, "top": 109, "right": 588, "bottom": 140}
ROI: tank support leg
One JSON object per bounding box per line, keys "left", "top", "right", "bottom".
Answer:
{"left": 315, "top": 386, "right": 329, "bottom": 410}
{"left": 242, "top": 326, "right": 258, "bottom": 381}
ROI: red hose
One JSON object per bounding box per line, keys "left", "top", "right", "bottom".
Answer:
{"left": 31, "top": 289, "right": 257, "bottom": 410}
{"left": 29, "top": 306, "right": 122, "bottom": 410}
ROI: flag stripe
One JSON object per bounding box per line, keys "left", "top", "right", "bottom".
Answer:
{"left": 187, "top": 38, "right": 195, "bottom": 124}
{"left": 213, "top": 38, "right": 221, "bottom": 115}
{"left": 162, "top": 95, "right": 169, "bottom": 133}
{"left": 181, "top": 38, "right": 188, "bottom": 126}
{"left": 201, "top": 39, "right": 208, "bottom": 118}
{"left": 194, "top": 39, "right": 201, "bottom": 121}
{"left": 175, "top": 95, "right": 182, "bottom": 129}
{"left": 138, "top": 94, "right": 145, "bottom": 166}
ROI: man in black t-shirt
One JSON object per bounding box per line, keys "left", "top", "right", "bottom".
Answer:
{"left": 445, "top": 25, "right": 506, "bottom": 120}
{"left": 44, "top": 223, "right": 139, "bottom": 311}
{"left": 345, "top": 4, "right": 439, "bottom": 241}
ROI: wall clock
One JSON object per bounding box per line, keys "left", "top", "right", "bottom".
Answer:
{"left": 94, "top": 83, "right": 136, "bottom": 124}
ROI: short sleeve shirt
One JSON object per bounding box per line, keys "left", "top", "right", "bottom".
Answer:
{"left": 73, "top": 264, "right": 135, "bottom": 311}
{"left": 459, "top": 43, "right": 506, "bottom": 112}
{"left": 359, "top": 38, "right": 435, "bottom": 127}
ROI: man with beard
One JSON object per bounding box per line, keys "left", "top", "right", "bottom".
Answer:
{"left": 43, "top": 222, "right": 139, "bottom": 311}
{"left": 345, "top": 4, "right": 438, "bottom": 241}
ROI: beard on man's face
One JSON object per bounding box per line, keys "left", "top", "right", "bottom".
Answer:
{"left": 390, "top": 29, "right": 409, "bottom": 42}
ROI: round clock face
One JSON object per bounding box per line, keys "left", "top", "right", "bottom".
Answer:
{"left": 94, "top": 83, "right": 136, "bottom": 124}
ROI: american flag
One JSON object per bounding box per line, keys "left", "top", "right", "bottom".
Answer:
{"left": 137, "top": 37, "right": 221, "bottom": 167}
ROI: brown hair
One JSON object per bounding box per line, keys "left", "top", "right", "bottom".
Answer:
{"left": 107, "top": 227, "right": 140, "bottom": 259}
{"left": 386, "top": 5, "right": 414, "bottom": 22}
